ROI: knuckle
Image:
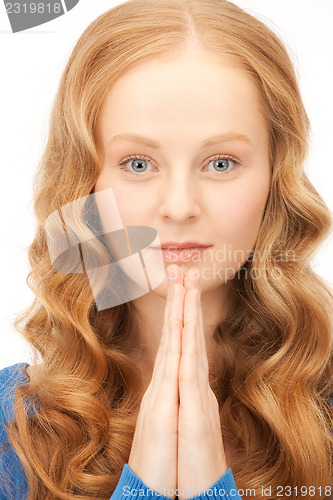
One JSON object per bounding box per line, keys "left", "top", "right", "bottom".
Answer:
{"left": 181, "top": 348, "right": 198, "bottom": 357}
{"left": 162, "top": 372, "right": 178, "bottom": 383}
{"left": 179, "top": 372, "right": 199, "bottom": 384}
{"left": 166, "top": 346, "right": 179, "bottom": 357}
{"left": 173, "top": 283, "right": 186, "bottom": 294}
{"left": 167, "top": 317, "right": 182, "bottom": 329}
{"left": 184, "top": 319, "right": 198, "bottom": 330}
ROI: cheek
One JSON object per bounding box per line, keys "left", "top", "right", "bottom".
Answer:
{"left": 214, "top": 179, "right": 270, "bottom": 253}
{"left": 113, "top": 188, "right": 153, "bottom": 226}
{"left": 94, "top": 173, "right": 150, "bottom": 227}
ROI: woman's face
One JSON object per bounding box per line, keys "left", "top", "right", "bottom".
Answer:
{"left": 93, "top": 49, "right": 271, "bottom": 297}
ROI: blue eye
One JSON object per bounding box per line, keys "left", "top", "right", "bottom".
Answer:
{"left": 117, "top": 154, "right": 240, "bottom": 176}
{"left": 206, "top": 155, "right": 240, "bottom": 174}
{"left": 118, "top": 155, "right": 154, "bottom": 175}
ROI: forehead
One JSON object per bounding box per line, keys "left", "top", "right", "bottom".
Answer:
{"left": 96, "top": 50, "right": 267, "bottom": 147}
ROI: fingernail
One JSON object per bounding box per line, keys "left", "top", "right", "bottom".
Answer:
{"left": 193, "top": 271, "right": 201, "bottom": 287}
{"left": 167, "top": 267, "right": 177, "bottom": 284}
{"left": 197, "top": 292, "right": 201, "bottom": 304}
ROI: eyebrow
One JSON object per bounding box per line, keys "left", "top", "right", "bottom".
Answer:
{"left": 107, "top": 132, "right": 253, "bottom": 148}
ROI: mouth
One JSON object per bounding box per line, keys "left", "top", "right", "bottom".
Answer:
{"left": 149, "top": 243, "right": 213, "bottom": 263}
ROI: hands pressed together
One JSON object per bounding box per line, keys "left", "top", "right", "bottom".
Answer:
{"left": 128, "top": 265, "right": 227, "bottom": 500}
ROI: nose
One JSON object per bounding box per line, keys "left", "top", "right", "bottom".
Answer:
{"left": 158, "top": 170, "right": 201, "bottom": 222}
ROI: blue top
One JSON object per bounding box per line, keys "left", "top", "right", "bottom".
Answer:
{"left": 0, "top": 363, "right": 243, "bottom": 499}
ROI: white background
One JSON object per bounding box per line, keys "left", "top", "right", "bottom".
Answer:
{"left": 0, "top": 0, "right": 332, "bottom": 369}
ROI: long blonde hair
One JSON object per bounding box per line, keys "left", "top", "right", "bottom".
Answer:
{"left": 3, "top": 0, "right": 332, "bottom": 498}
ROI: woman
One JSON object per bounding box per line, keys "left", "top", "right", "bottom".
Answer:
{"left": 0, "top": 0, "right": 332, "bottom": 498}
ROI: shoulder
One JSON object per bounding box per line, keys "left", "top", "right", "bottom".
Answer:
{"left": 0, "top": 363, "right": 30, "bottom": 497}
{"left": 0, "top": 362, "right": 29, "bottom": 388}
{"left": 0, "top": 362, "right": 30, "bottom": 404}
{"left": 0, "top": 363, "right": 30, "bottom": 439}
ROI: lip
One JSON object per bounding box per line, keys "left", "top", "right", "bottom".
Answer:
{"left": 151, "top": 241, "right": 212, "bottom": 250}
{"left": 149, "top": 242, "right": 213, "bottom": 263}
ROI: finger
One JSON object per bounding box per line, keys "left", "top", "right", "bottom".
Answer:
{"left": 184, "top": 266, "right": 201, "bottom": 291}
{"left": 197, "top": 294, "right": 209, "bottom": 376}
{"left": 179, "top": 288, "right": 203, "bottom": 410}
{"left": 195, "top": 291, "right": 212, "bottom": 416}
{"left": 184, "top": 267, "right": 208, "bottom": 376}
{"left": 149, "top": 291, "right": 170, "bottom": 385}
{"left": 183, "top": 269, "right": 208, "bottom": 377}
{"left": 153, "top": 284, "right": 185, "bottom": 409}
{"left": 183, "top": 268, "right": 206, "bottom": 376}
{"left": 149, "top": 266, "right": 183, "bottom": 389}
{"left": 166, "top": 264, "right": 185, "bottom": 287}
